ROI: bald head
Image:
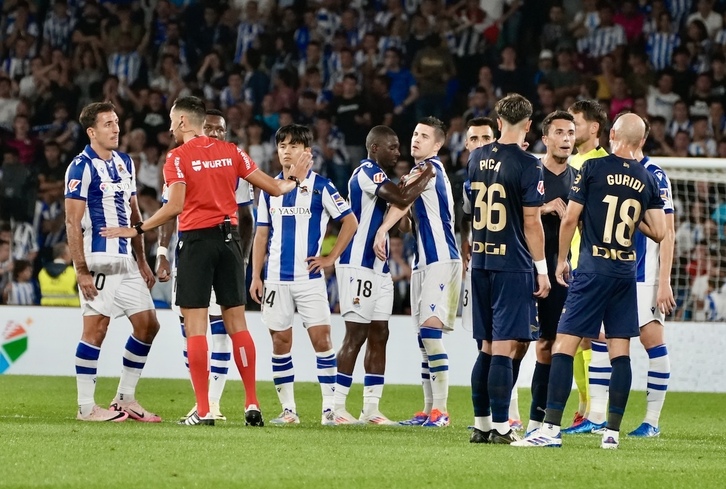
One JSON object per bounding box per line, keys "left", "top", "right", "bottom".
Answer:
{"left": 611, "top": 113, "right": 645, "bottom": 147}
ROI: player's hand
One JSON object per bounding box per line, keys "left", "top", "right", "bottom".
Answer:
{"left": 306, "top": 255, "right": 333, "bottom": 274}
{"left": 373, "top": 230, "right": 388, "bottom": 261}
{"left": 289, "top": 149, "right": 313, "bottom": 182}
{"left": 156, "top": 255, "right": 171, "bottom": 282}
{"left": 77, "top": 272, "right": 98, "bottom": 301}
{"left": 138, "top": 260, "right": 156, "bottom": 289}
{"left": 555, "top": 260, "right": 570, "bottom": 287}
{"left": 250, "top": 277, "right": 264, "bottom": 304}
{"left": 100, "top": 226, "right": 137, "bottom": 238}
{"left": 542, "top": 198, "right": 567, "bottom": 219}
{"left": 534, "top": 273, "right": 551, "bottom": 299}
{"left": 461, "top": 240, "right": 471, "bottom": 268}
{"left": 657, "top": 283, "right": 677, "bottom": 315}
{"left": 520, "top": 141, "right": 530, "bottom": 151}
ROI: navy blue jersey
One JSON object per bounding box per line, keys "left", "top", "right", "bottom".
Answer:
{"left": 542, "top": 164, "right": 578, "bottom": 273}
{"left": 468, "top": 142, "right": 544, "bottom": 272}
{"left": 569, "top": 155, "right": 663, "bottom": 279}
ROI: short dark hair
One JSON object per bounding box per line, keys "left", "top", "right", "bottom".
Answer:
{"left": 568, "top": 99, "right": 608, "bottom": 137}
{"left": 642, "top": 116, "right": 651, "bottom": 139}
{"left": 205, "top": 108, "right": 224, "bottom": 118}
{"left": 542, "top": 110, "right": 575, "bottom": 136}
{"left": 366, "top": 125, "right": 398, "bottom": 151}
{"left": 467, "top": 117, "right": 496, "bottom": 134}
{"left": 418, "top": 116, "right": 447, "bottom": 142}
{"left": 79, "top": 102, "right": 116, "bottom": 130}
{"left": 495, "top": 93, "right": 533, "bottom": 125}
{"left": 172, "top": 96, "right": 206, "bottom": 125}
{"left": 52, "top": 243, "right": 68, "bottom": 260}
{"left": 275, "top": 124, "right": 313, "bottom": 148}
{"left": 12, "top": 259, "right": 31, "bottom": 281}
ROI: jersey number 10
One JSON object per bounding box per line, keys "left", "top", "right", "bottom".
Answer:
{"left": 471, "top": 182, "right": 507, "bottom": 232}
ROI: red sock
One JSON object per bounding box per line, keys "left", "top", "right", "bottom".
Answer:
{"left": 230, "top": 330, "right": 258, "bottom": 407}
{"left": 187, "top": 335, "right": 210, "bottom": 417}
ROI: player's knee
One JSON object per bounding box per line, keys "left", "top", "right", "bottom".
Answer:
{"left": 639, "top": 321, "right": 664, "bottom": 349}
{"left": 367, "top": 323, "right": 389, "bottom": 347}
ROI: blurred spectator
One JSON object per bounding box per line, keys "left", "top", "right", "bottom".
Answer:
{"left": 38, "top": 242, "right": 79, "bottom": 307}
{"left": 668, "top": 100, "right": 692, "bottom": 137}
{"left": 0, "top": 148, "right": 34, "bottom": 222}
{"left": 243, "top": 48, "right": 271, "bottom": 116}
{"left": 33, "top": 182, "right": 65, "bottom": 265}
{"left": 547, "top": 48, "right": 581, "bottom": 101}
{"left": 36, "top": 141, "right": 66, "bottom": 197}
{"left": 131, "top": 89, "right": 171, "bottom": 148}
{"left": 36, "top": 102, "right": 81, "bottom": 154}
{"left": 368, "top": 74, "right": 395, "bottom": 127}
{"left": 72, "top": 47, "right": 104, "bottom": 110}
{"left": 613, "top": 0, "right": 644, "bottom": 43}
{"left": 2, "top": 259, "right": 36, "bottom": 305}
{"left": 313, "top": 113, "right": 348, "bottom": 190}
{"left": 3, "top": 36, "right": 32, "bottom": 82}
{"left": 683, "top": 19, "right": 711, "bottom": 74}
{"left": 670, "top": 47, "right": 696, "bottom": 100}
{"left": 0, "top": 76, "right": 19, "bottom": 130}
{"left": 609, "top": 76, "right": 633, "bottom": 120}
{"left": 595, "top": 54, "right": 617, "bottom": 101}
{"left": 541, "top": 4, "right": 572, "bottom": 52}
{"left": 245, "top": 119, "right": 275, "bottom": 175}
{"left": 330, "top": 74, "right": 370, "bottom": 172}
{"left": 71, "top": 0, "right": 104, "bottom": 53}
{"left": 643, "top": 115, "right": 676, "bottom": 156}
{"left": 625, "top": 52, "right": 655, "bottom": 99}
{"left": 4, "top": 1, "right": 38, "bottom": 54}
{"left": 533, "top": 49, "right": 554, "bottom": 87}
{"left": 102, "top": 4, "right": 146, "bottom": 58}
{"left": 0, "top": 239, "right": 11, "bottom": 301}
{"left": 688, "top": 116, "right": 717, "bottom": 156}
{"left": 646, "top": 11, "right": 680, "bottom": 72}
{"left": 577, "top": 2, "right": 626, "bottom": 66}
{"left": 647, "top": 72, "right": 680, "bottom": 124}
{"left": 689, "top": 73, "right": 712, "bottom": 117}
{"left": 234, "top": 0, "right": 265, "bottom": 64}
{"left": 388, "top": 235, "right": 411, "bottom": 315}
{"left": 687, "top": 0, "right": 722, "bottom": 39}
{"left": 492, "top": 45, "right": 530, "bottom": 103}
{"left": 412, "top": 33, "right": 455, "bottom": 120}
{"left": 672, "top": 129, "right": 691, "bottom": 157}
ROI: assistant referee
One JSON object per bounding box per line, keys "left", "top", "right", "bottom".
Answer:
{"left": 102, "top": 96, "right": 311, "bottom": 425}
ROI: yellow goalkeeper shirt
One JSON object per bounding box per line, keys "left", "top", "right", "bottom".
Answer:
{"left": 569, "top": 146, "right": 609, "bottom": 269}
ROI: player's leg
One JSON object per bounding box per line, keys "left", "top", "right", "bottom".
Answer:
{"left": 470, "top": 269, "right": 493, "bottom": 442}
{"left": 509, "top": 341, "right": 529, "bottom": 431}
{"left": 587, "top": 332, "right": 610, "bottom": 425}
{"left": 262, "top": 283, "right": 298, "bottom": 424}
{"left": 297, "top": 279, "right": 336, "bottom": 425}
{"left": 182, "top": 307, "right": 213, "bottom": 423}
{"left": 404, "top": 268, "right": 433, "bottom": 424}
{"left": 571, "top": 340, "right": 590, "bottom": 425}
{"left": 334, "top": 321, "right": 369, "bottom": 423}
{"left": 207, "top": 313, "right": 231, "bottom": 419}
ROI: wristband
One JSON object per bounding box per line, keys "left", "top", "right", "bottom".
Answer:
{"left": 133, "top": 221, "right": 145, "bottom": 235}
{"left": 534, "top": 259, "right": 548, "bottom": 275}
{"left": 156, "top": 246, "right": 168, "bottom": 259}
{"left": 287, "top": 175, "right": 301, "bottom": 187}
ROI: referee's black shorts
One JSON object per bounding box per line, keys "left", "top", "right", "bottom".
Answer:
{"left": 175, "top": 225, "right": 247, "bottom": 309}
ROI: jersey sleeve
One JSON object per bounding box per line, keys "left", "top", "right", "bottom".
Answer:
{"left": 235, "top": 178, "right": 254, "bottom": 206}
{"left": 235, "top": 146, "right": 259, "bottom": 179}
{"left": 651, "top": 167, "right": 674, "bottom": 214}
{"left": 256, "top": 191, "right": 270, "bottom": 226}
{"left": 360, "top": 162, "right": 390, "bottom": 195}
{"left": 462, "top": 180, "right": 472, "bottom": 215}
{"left": 125, "top": 153, "right": 137, "bottom": 196}
{"left": 322, "top": 181, "right": 352, "bottom": 221}
{"left": 64, "top": 156, "right": 92, "bottom": 200}
{"left": 163, "top": 149, "right": 186, "bottom": 188}
{"left": 521, "top": 159, "right": 545, "bottom": 207}
{"left": 645, "top": 172, "right": 665, "bottom": 210}
{"left": 569, "top": 163, "right": 588, "bottom": 205}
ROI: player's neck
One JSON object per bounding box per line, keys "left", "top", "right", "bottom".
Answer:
{"left": 182, "top": 127, "right": 202, "bottom": 143}
{"left": 91, "top": 143, "right": 113, "bottom": 161}
{"left": 577, "top": 138, "right": 599, "bottom": 155}
{"left": 497, "top": 126, "right": 526, "bottom": 146}
{"left": 542, "top": 153, "right": 568, "bottom": 174}
{"left": 282, "top": 166, "right": 292, "bottom": 179}
{"left": 415, "top": 153, "right": 437, "bottom": 165}
{"left": 611, "top": 141, "right": 637, "bottom": 160}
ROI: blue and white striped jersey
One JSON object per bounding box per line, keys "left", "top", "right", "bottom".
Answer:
{"left": 234, "top": 21, "right": 264, "bottom": 63}
{"left": 257, "top": 171, "right": 352, "bottom": 283}
{"left": 578, "top": 24, "right": 626, "bottom": 58}
{"left": 635, "top": 158, "right": 674, "bottom": 286}
{"left": 107, "top": 52, "right": 143, "bottom": 86}
{"left": 410, "top": 157, "right": 460, "bottom": 270}
{"left": 338, "top": 159, "right": 390, "bottom": 274}
{"left": 43, "top": 11, "right": 75, "bottom": 52}
{"left": 647, "top": 32, "right": 680, "bottom": 71}
{"left": 64, "top": 145, "right": 137, "bottom": 258}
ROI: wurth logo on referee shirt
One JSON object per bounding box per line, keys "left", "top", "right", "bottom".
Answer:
{"left": 191, "top": 158, "right": 234, "bottom": 172}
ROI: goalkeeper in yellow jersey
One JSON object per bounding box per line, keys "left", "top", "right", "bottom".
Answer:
{"left": 562, "top": 100, "right": 609, "bottom": 432}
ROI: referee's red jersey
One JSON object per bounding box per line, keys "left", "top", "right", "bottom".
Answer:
{"left": 164, "top": 136, "right": 258, "bottom": 231}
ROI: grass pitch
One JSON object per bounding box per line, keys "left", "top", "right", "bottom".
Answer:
{"left": 0, "top": 375, "right": 725, "bottom": 489}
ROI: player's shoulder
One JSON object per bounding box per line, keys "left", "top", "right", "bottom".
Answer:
{"left": 113, "top": 150, "right": 133, "bottom": 165}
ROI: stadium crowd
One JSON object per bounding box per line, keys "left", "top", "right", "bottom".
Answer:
{"left": 1, "top": 0, "right": 726, "bottom": 319}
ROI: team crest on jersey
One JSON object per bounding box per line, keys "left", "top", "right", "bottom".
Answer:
{"left": 537, "top": 180, "right": 545, "bottom": 195}
{"left": 353, "top": 297, "right": 361, "bottom": 308}
{"left": 660, "top": 188, "right": 670, "bottom": 202}
{"left": 67, "top": 179, "right": 81, "bottom": 192}
{"left": 373, "top": 172, "right": 386, "bottom": 184}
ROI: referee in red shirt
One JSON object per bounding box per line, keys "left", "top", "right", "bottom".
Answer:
{"left": 103, "top": 96, "right": 310, "bottom": 425}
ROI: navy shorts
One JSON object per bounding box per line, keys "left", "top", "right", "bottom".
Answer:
{"left": 472, "top": 269, "right": 539, "bottom": 342}
{"left": 538, "top": 278, "right": 568, "bottom": 341}
{"left": 557, "top": 273, "right": 639, "bottom": 339}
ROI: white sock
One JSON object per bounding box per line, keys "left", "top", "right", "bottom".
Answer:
{"left": 272, "top": 353, "right": 295, "bottom": 412}
{"left": 76, "top": 341, "right": 100, "bottom": 416}
{"left": 541, "top": 422, "right": 561, "bottom": 437}
{"left": 509, "top": 387, "right": 520, "bottom": 421}
{"left": 527, "top": 420, "right": 543, "bottom": 433}
{"left": 363, "top": 374, "right": 384, "bottom": 414}
{"left": 117, "top": 336, "right": 151, "bottom": 401}
{"left": 208, "top": 318, "right": 230, "bottom": 404}
{"left": 316, "top": 349, "right": 337, "bottom": 411}
{"left": 588, "top": 341, "right": 611, "bottom": 424}
{"left": 644, "top": 345, "right": 670, "bottom": 427}
{"left": 418, "top": 334, "right": 433, "bottom": 414}
{"left": 334, "top": 372, "right": 353, "bottom": 411}
{"left": 420, "top": 327, "right": 448, "bottom": 412}
{"left": 474, "top": 415, "right": 493, "bottom": 432}
{"left": 493, "top": 421, "right": 510, "bottom": 435}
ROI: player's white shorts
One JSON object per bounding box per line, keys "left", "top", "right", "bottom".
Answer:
{"left": 637, "top": 283, "right": 665, "bottom": 327}
{"left": 336, "top": 265, "right": 393, "bottom": 323}
{"left": 461, "top": 266, "right": 472, "bottom": 332}
{"left": 80, "top": 255, "right": 154, "bottom": 318}
{"left": 171, "top": 269, "right": 222, "bottom": 316}
{"left": 261, "top": 278, "right": 331, "bottom": 331}
{"left": 411, "top": 260, "right": 463, "bottom": 332}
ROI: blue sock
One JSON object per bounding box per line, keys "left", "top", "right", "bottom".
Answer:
{"left": 530, "top": 361, "right": 551, "bottom": 422}
{"left": 180, "top": 318, "right": 189, "bottom": 370}
{"left": 488, "top": 355, "right": 513, "bottom": 428}
{"left": 512, "top": 357, "right": 522, "bottom": 385}
{"left": 607, "top": 355, "right": 632, "bottom": 432}
{"left": 471, "top": 351, "right": 492, "bottom": 417}
{"left": 544, "top": 353, "right": 574, "bottom": 427}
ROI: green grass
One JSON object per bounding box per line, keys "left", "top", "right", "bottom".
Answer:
{"left": 0, "top": 376, "right": 725, "bottom": 489}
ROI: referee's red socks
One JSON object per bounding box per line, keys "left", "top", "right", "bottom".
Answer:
{"left": 230, "top": 331, "right": 259, "bottom": 408}
{"left": 187, "top": 335, "right": 210, "bottom": 417}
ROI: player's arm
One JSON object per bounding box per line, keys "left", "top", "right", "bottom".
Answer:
{"left": 657, "top": 212, "right": 677, "bottom": 314}
{"left": 306, "top": 213, "right": 358, "bottom": 273}
{"left": 244, "top": 150, "right": 313, "bottom": 196}
{"left": 523, "top": 206, "right": 551, "bottom": 299}
{"left": 556, "top": 200, "right": 584, "bottom": 287}
{"left": 373, "top": 204, "right": 412, "bottom": 261}
{"left": 65, "top": 198, "right": 97, "bottom": 301}
{"left": 638, "top": 208, "right": 666, "bottom": 243}
{"left": 249, "top": 225, "right": 269, "bottom": 304}
{"left": 101, "top": 183, "right": 186, "bottom": 238}
{"left": 460, "top": 213, "right": 471, "bottom": 265}
{"left": 129, "top": 195, "right": 155, "bottom": 289}
{"left": 377, "top": 163, "right": 434, "bottom": 207}
{"left": 155, "top": 216, "right": 176, "bottom": 283}
{"left": 238, "top": 203, "right": 254, "bottom": 264}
